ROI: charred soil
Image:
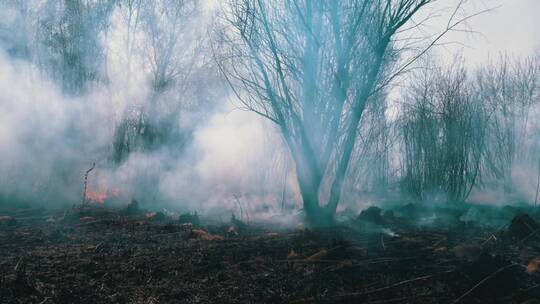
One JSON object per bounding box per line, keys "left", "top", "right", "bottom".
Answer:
{"left": 1, "top": 205, "right": 540, "bottom": 304}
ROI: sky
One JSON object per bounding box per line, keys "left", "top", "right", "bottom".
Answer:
{"left": 433, "top": 0, "right": 540, "bottom": 66}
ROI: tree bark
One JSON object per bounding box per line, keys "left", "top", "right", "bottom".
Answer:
{"left": 326, "top": 46, "right": 388, "bottom": 215}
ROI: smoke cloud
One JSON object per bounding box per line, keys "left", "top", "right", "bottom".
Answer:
{"left": 0, "top": 5, "right": 296, "bottom": 217}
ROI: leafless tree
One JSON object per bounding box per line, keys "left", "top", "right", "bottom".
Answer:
{"left": 400, "top": 54, "right": 540, "bottom": 204}
{"left": 346, "top": 92, "right": 396, "bottom": 196}
{"left": 36, "top": 0, "right": 115, "bottom": 95}
{"left": 113, "top": 0, "right": 202, "bottom": 163}
{"left": 215, "top": 0, "right": 471, "bottom": 225}
{"left": 400, "top": 61, "right": 487, "bottom": 202}
{"left": 475, "top": 54, "right": 540, "bottom": 199}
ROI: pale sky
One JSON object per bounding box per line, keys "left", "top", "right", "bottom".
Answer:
{"left": 431, "top": 0, "right": 540, "bottom": 66}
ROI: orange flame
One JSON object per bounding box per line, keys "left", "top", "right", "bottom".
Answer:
{"left": 86, "top": 186, "right": 121, "bottom": 204}
{"left": 84, "top": 170, "right": 122, "bottom": 204}
{"left": 86, "top": 189, "right": 107, "bottom": 204}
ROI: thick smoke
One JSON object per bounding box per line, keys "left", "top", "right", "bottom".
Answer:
{"left": 0, "top": 2, "right": 297, "bottom": 220}
{"left": 0, "top": 48, "right": 298, "bottom": 218}
{"left": 1, "top": 1, "right": 538, "bottom": 223}
{"left": 0, "top": 52, "right": 114, "bottom": 206}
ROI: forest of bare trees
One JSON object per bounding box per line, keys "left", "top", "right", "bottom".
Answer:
{"left": 0, "top": 0, "right": 538, "bottom": 226}
{"left": 400, "top": 56, "right": 540, "bottom": 205}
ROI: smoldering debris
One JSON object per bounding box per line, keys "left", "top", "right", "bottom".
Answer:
{"left": 1, "top": 203, "right": 540, "bottom": 303}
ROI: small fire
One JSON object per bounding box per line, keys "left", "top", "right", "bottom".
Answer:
{"left": 86, "top": 189, "right": 107, "bottom": 204}
{"left": 83, "top": 170, "right": 121, "bottom": 204}
{"left": 86, "top": 186, "right": 121, "bottom": 204}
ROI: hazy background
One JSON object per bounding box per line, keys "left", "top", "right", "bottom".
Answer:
{"left": 0, "top": 0, "right": 538, "bottom": 219}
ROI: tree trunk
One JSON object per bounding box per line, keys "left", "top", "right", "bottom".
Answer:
{"left": 294, "top": 155, "right": 334, "bottom": 227}
{"left": 326, "top": 48, "right": 387, "bottom": 215}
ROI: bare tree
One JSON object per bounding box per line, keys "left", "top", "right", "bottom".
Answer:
{"left": 113, "top": 0, "right": 201, "bottom": 163}
{"left": 215, "top": 0, "right": 468, "bottom": 225}
{"left": 37, "top": 0, "right": 115, "bottom": 95}
{"left": 399, "top": 54, "right": 540, "bottom": 204}
{"left": 475, "top": 55, "right": 540, "bottom": 199}
{"left": 346, "top": 92, "right": 396, "bottom": 195}
{"left": 400, "top": 61, "right": 487, "bottom": 202}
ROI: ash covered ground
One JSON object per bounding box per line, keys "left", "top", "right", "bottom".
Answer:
{"left": 1, "top": 202, "right": 540, "bottom": 304}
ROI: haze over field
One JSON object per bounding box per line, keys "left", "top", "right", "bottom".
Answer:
{"left": 0, "top": 0, "right": 538, "bottom": 224}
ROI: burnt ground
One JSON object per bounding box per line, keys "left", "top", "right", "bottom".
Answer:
{"left": 1, "top": 204, "right": 540, "bottom": 304}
